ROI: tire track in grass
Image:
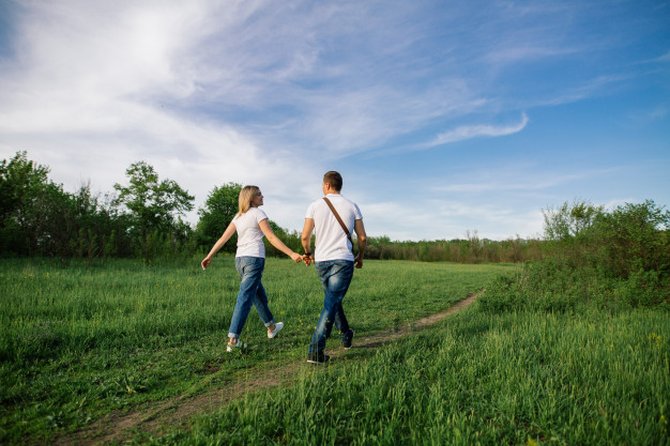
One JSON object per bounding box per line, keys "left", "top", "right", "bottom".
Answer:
{"left": 59, "top": 292, "right": 480, "bottom": 445}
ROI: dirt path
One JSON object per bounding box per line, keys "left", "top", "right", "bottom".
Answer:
{"left": 60, "top": 292, "right": 479, "bottom": 445}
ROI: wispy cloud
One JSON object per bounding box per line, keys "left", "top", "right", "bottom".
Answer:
{"left": 423, "top": 113, "right": 528, "bottom": 148}
{"left": 1, "top": 1, "right": 666, "bottom": 240}
{"left": 0, "top": 1, "right": 591, "bottom": 164}
{"left": 363, "top": 199, "right": 545, "bottom": 241}
{"left": 436, "top": 167, "right": 620, "bottom": 194}
{"left": 430, "top": 163, "right": 626, "bottom": 194}
{"left": 486, "top": 45, "right": 579, "bottom": 65}
{"left": 534, "top": 75, "right": 627, "bottom": 107}
{"left": 0, "top": 1, "right": 321, "bottom": 226}
{"left": 654, "top": 50, "right": 670, "bottom": 62}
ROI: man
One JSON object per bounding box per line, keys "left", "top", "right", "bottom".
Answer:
{"left": 301, "top": 171, "right": 367, "bottom": 364}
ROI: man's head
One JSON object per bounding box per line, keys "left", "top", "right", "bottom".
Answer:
{"left": 322, "top": 171, "right": 343, "bottom": 193}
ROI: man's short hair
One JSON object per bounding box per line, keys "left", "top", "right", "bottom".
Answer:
{"left": 323, "top": 171, "right": 343, "bottom": 191}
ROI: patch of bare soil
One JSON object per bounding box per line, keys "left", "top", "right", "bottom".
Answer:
{"left": 58, "top": 292, "right": 479, "bottom": 445}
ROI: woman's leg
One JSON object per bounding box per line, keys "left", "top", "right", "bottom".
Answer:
{"left": 253, "top": 281, "right": 286, "bottom": 338}
{"left": 252, "top": 280, "right": 274, "bottom": 326}
{"left": 228, "top": 257, "right": 264, "bottom": 340}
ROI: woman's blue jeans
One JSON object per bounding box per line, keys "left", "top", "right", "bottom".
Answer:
{"left": 308, "top": 260, "right": 354, "bottom": 355}
{"left": 228, "top": 256, "right": 275, "bottom": 339}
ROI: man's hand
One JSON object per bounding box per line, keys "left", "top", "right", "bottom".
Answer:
{"left": 303, "top": 254, "right": 313, "bottom": 266}
{"left": 355, "top": 254, "right": 363, "bottom": 269}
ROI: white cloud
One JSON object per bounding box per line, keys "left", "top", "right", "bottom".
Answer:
{"left": 424, "top": 113, "right": 528, "bottom": 148}
{"left": 486, "top": 45, "right": 579, "bottom": 65}
{"left": 535, "top": 75, "right": 627, "bottom": 107}
{"left": 654, "top": 50, "right": 670, "bottom": 62}
{"left": 1, "top": 1, "right": 666, "bottom": 242}
{"left": 361, "top": 198, "right": 544, "bottom": 241}
{"left": 0, "top": 1, "right": 312, "bottom": 220}
{"left": 437, "top": 167, "right": 620, "bottom": 194}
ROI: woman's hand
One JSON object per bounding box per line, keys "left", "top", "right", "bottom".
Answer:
{"left": 302, "top": 254, "right": 313, "bottom": 266}
{"left": 201, "top": 256, "right": 212, "bottom": 270}
{"left": 290, "top": 252, "right": 303, "bottom": 263}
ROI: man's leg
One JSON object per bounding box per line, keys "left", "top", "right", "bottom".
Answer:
{"left": 336, "top": 304, "right": 354, "bottom": 349}
{"left": 308, "top": 260, "right": 354, "bottom": 359}
{"left": 334, "top": 303, "right": 349, "bottom": 333}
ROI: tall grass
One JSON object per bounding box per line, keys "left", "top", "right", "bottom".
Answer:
{"left": 0, "top": 258, "right": 509, "bottom": 444}
{"left": 3, "top": 254, "right": 668, "bottom": 445}
{"left": 152, "top": 309, "right": 669, "bottom": 445}
{"left": 143, "top": 246, "right": 670, "bottom": 445}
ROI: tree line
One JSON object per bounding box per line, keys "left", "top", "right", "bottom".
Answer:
{"left": 2, "top": 151, "right": 667, "bottom": 267}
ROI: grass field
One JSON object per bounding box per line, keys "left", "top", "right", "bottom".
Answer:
{"left": 0, "top": 257, "right": 511, "bottom": 444}
{"left": 1, "top": 257, "right": 668, "bottom": 445}
{"left": 157, "top": 310, "right": 669, "bottom": 446}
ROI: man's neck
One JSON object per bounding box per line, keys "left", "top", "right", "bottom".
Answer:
{"left": 323, "top": 184, "right": 341, "bottom": 195}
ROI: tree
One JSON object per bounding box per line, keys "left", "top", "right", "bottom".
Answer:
{"left": 0, "top": 151, "right": 50, "bottom": 221}
{"left": 543, "top": 200, "right": 603, "bottom": 241}
{"left": 113, "top": 162, "right": 194, "bottom": 259}
{"left": 588, "top": 200, "right": 670, "bottom": 278}
{"left": 195, "top": 183, "right": 242, "bottom": 252}
{"left": 0, "top": 151, "right": 64, "bottom": 255}
{"left": 113, "top": 162, "right": 194, "bottom": 236}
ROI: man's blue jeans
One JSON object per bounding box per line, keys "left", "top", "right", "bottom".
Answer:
{"left": 308, "top": 260, "right": 354, "bottom": 355}
{"left": 228, "top": 256, "right": 275, "bottom": 339}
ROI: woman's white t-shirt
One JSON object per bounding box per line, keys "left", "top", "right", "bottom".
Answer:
{"left": 232, "top": 207, "right": 268, "bottom": 258}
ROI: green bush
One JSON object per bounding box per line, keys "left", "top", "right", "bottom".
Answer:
{"left": 588, "top": 201, "right": 670, "bottom": 278}
{"left": 484, "top": 200, "right": 670, "bottom": 313}
{"left": 544, "top": 200, "right": 670, "bottom": 279}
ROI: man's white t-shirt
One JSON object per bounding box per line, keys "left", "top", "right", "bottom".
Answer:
{"left": 233, "top": 207, "right": 268, "bottom": 258}
{"left": 305, "top": 194, "right": 363, "bottom": 262}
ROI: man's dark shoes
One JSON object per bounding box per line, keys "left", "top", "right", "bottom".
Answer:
{"left": 342, "top": 329, "right": 354, "bottom": 349}
{"left": 306, "top": 352, "right": 330, "bottom": 364}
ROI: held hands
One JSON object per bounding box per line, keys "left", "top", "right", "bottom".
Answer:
{"left": 201, "top": 256, "right": 212, "bottom": 270}
{"left": 355, "top": 254, "right": 363, "bottom": 269}
{"left": 302, "top": 253, "right": 313, "bottom": 266}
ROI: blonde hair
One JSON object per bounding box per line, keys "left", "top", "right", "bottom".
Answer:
{"left": 237, "top": 185, "right": 260, "bottom": 216}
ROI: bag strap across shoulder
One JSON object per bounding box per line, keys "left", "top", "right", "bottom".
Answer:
{"left": 322, "top": 197, "right": 353, "bottom": 247}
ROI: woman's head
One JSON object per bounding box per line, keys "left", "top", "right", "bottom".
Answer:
{"left": 238, "top": 185, "right": 263, "bottom": 214}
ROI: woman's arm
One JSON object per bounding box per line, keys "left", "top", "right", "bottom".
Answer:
{"left": 200, "top": 221, "right": 237, "bottom": 270}
{"left": 258, "top": 219, "right": 303, "bottom": 263}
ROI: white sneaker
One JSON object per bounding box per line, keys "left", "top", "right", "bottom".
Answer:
{"left": 226, "top": 339, "right": 243, "bottom": 352}
{"left": 267, "top": 322, "right": 284, "bottom": 339}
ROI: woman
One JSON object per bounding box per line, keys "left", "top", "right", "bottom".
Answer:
{"left": 201, "top": 185, "right": 303, "bottom": 352}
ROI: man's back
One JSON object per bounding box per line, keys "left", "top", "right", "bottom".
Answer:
{"left": 305, "top": 194, "right": 362, "bottom": 262}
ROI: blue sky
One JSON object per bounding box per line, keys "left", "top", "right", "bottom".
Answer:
{"left": 0, "top": 0, "right": 668, "bottom": 241}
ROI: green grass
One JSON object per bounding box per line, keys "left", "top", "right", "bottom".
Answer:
{"left": 153, "top": 308, "right": 670, "bottom": 445}
{"left": 2, "top": 257, "right": 668, "bottom": 445}
{"left": 0, "top": 257, "right": 510, "bottom": 444}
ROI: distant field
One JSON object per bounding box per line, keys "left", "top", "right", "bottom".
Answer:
{"left": 0, "top": 258, "right": 513, "bottom": 444}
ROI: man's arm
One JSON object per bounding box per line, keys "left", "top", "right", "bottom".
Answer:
{"left": 301, "top": 218, "right": 315, "bottom": 264}
{"left": 354, "top": 219, "right": 367, "bottom": 268}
